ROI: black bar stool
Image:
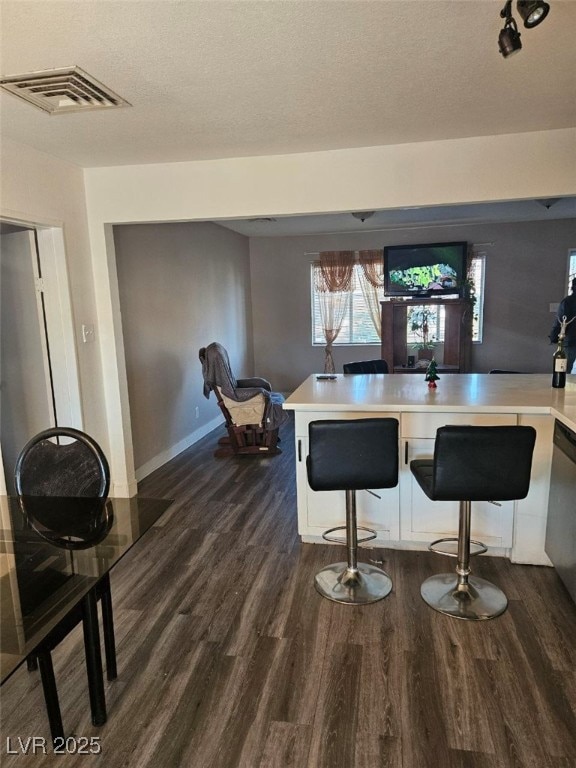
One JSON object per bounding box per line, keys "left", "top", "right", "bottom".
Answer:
{"left": 410, "top": 425, "right": 536, "bottom": 621}
{"left": 307, "top": 418, "right": 399, "bottom": 604}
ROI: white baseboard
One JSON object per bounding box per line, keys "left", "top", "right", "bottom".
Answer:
{"left": 134, "top": 415, "right": 224, "bottom": 482}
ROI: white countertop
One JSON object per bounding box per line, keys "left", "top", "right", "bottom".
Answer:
{"left": 284, "top": 373, "right": 576, "bottom": 432}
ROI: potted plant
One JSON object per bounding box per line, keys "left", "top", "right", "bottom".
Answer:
{"left": 408, "top": 306, "right": 436, "bottom": 363}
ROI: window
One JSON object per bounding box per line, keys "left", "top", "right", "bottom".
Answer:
{"left": 568, "top": 249, "right": 576, "bottom": 290}
{"left": 469, "top": 250, "right": 486, "bottom": 343}
{"left": 311, "top": 263, "right": 381, "bottom": 345}
{"left": 311, "top": 253, "right": 485, "bottom": 344}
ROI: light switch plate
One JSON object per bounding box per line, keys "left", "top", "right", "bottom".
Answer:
{"left": 82, "top": 323, "right": 95, "bottom": 343}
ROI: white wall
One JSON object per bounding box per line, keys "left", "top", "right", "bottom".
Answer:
{"left": 249, "top": 220, "right": 576, "bottom": 391}
{"left": 113, "top": 221, "right": 252, "bottom": 476}
{"left": 84, "top": 128, "right": 576, "bottom": 224}
{"left": 0, "top": 137, "right": 107, "bottom": 452}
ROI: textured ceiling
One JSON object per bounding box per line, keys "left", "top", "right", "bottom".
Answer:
{"left": 1, "top": 0, "right": 575, "bottom": 169}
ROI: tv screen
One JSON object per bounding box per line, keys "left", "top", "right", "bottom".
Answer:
{"left": 384, "top": 241, "right": 468, "bottom": 297}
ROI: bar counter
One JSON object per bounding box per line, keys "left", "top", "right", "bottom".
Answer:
{"left": 284, "top": 373, "right": 576, "bottom": 565}
{"left": 285, "top": 373, "right": 576, "bottom": 430}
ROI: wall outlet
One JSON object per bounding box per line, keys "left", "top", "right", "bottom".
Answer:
{"left": 195, "top": 406, "right": 199, "bottom": 419}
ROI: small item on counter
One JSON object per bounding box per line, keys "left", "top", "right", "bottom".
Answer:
{"left": 552, "top": 337, "right": 567, "bottom": 389}
{"left": 552, "top": 315, "right": 572, "bottom": 389}
{"left": 425, "top": 358, "right": 440, "bottom": 389}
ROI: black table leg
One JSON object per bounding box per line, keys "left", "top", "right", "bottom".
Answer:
{"left": 100, "top": 573, "right": 117, "bottom": 680}
{"left": 37, "top": 650, "right": 64, "bottom": 742}
{"left": 81, "top": 589, "right": 107, "bottom": 726}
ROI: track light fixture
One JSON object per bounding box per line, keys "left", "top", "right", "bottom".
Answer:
{"left": 498, "top": 0, "right": 550, "bottom": 58}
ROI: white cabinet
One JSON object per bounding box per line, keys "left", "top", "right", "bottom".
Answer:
{"left": 294, "top": 411, "right": 400, "bottom": 543}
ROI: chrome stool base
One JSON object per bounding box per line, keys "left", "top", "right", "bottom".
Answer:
{"left": 314, "top": 561, "right": 393, "bottom": 605}
{"left": 421, "top": 573, "right": 508, "bottom": 621}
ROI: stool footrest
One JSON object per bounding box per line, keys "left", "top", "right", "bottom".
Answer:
{"left": 322, "top": 525, "right": 377, "bottom": 546}
{"left": 428, "top": 537, "right": 488, "bottom": 558}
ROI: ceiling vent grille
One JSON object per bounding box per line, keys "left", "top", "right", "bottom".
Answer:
{"left": 0, "top": 66, "right": 131, "bottom": 115}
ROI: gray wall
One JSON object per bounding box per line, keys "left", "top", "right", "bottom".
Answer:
{"left": 112, "top": 217, "right": 576, "bottom": 472}
{"left": 250, "top": 219, "right": 576, "bottom": 392}
{"left": 114, "top": 221, "right": 252, "bottom": 471}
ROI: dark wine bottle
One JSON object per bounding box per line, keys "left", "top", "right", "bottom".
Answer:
{"left": 552, "top": 338, "right": 567, "bottom": 388}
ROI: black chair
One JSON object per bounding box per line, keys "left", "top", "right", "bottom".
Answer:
{"left": 410, "top": 425, "right": 536, "bottom": 621}
{"left": 307, "top": 418, "right": 399, "bottom": 604}
{"left": 15, "top": 427, "right": 116, "bottom": 739}
{"left": 343, "top": 359, "right": 389, "bottom": 374}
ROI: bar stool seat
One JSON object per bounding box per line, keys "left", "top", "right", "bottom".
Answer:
{"left": 307, "top": 418, "right": 399, "bottom": 604}
{"left": 410, "top": 425, "right": 536, "bottom": 621}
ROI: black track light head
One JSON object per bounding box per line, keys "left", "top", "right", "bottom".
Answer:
{"left": 499, "top": 2, "right": 523, "bottom": 57}
{"left": 517, "top": 0, "right": 550, "bottom": 28}
{"left": 499, "top": 19, "right": 522, "bottom": 56}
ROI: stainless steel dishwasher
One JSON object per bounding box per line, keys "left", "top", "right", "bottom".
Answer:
{"left": 545, "top": 419, "right": 576, "bottom": 603}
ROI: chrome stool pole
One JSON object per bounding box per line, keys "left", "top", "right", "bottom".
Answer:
{"left": 420, "top": 500, "right": 508, "bottom": 620}
{"left": 314, "top": 489, "right": 393, "bottom": 605}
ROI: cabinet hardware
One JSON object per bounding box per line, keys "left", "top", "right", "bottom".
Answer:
{"left": 405, "top": 441, "right": 409, "bottom": 465}
{"left": 298, "top": 439, "right": 302, "bottom": 462}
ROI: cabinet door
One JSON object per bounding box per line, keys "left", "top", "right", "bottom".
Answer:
{"left": 400, "top": 439, "right": 513, "bottom": 548}
{"left": 295, "top": 435, "right": 400, "bottom": 542}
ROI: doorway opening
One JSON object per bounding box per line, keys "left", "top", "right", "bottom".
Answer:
{"left": 0, "top": 219, "right": 82, "bottom": 494}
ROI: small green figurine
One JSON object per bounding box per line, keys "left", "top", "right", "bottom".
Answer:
{"left": 425, "top": 358, "right": 440, "bottom": 389}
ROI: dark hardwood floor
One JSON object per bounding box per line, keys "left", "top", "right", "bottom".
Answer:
{"left": 2, "top": 415, "right": 575, "bottom": 767}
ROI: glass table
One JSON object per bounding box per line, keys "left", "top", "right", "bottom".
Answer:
{"left": 0, "top": 495, "right": 173, "bottom": 743}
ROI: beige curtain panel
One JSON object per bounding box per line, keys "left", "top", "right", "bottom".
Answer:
{"left": 358, "top": 250, "right": 384, "bottom": 339}
{"left": 314, "top": 251, "right": 355, "bottom": 373}
{"left": 316, "top": 250, "right": 355, "bottom": 292}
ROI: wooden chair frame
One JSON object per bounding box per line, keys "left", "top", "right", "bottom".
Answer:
{"left": 211, "top": 385, "right": 280, "bottom": 458}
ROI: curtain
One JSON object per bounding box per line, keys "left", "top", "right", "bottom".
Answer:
{"left": 315, "top": 251, "right": 354, "bottom": 373}
{"left": 358, "top": 250, "right": 384, "bottom": 338}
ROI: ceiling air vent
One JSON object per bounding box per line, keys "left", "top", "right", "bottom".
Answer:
{"left": 0, "top": 66, "right": 131, "bottom": 115}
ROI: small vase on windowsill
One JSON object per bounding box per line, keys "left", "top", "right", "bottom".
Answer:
{"left": 412, "top": 344, "right": 435, "bottom": 368}
{"left": 417, "top": 348, "right": 433, "bottom": 363}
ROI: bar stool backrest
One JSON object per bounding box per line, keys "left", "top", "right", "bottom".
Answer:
{"left": 431, "top": 425, "right": 536, "bottom": 502}
{"left": 307, "top": 418, "right": 399, "bottom": 492}
{"left": 343, "top": 359, "right": 389, "bottom": 374}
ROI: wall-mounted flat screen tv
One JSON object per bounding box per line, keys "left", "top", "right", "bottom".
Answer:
{"left": 383, "top": 241, "right": 468, "bottom": 298}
